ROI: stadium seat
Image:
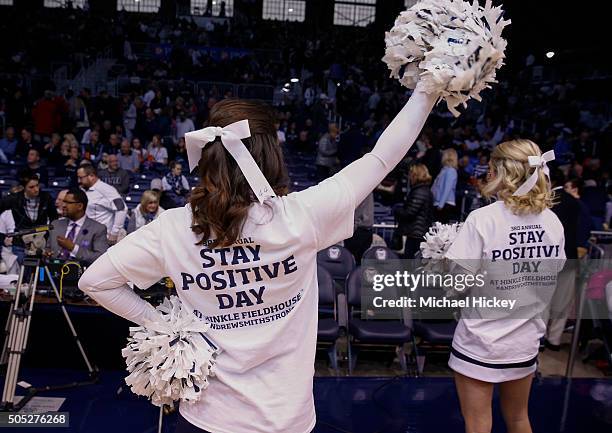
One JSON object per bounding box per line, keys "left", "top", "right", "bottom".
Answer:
{"left": 316, "top": 245, "right": 356, "bottom": 285}
{"left": 345, "top": 266, "right": 414, "bottom": 374}
{"left": 317, "top": 265, "right": 341, "bottom": 373}
{"left": 411, "top": 281, "right": 457, "bottom": 374}
{"left": 361, "top": 246, "right": 400, "bottom": 262}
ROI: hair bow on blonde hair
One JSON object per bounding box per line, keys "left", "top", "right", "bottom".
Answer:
{"left": 185, "top": 120, "right": 276, "bottom": 204}
{"left": 512, "top": 150, "right": 555, "bottom": 196}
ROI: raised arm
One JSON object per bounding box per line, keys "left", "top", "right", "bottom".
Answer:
{"left": 294, "top": 84, "right": 438, "bottom": 251}
{"left": 337, "top": 84, "right": 437, "bottom": 205}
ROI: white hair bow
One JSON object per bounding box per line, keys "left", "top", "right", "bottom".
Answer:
{"left": 512, "top": 150, "right": 555, "bottom": 196}
{"left": 185, "top": 119, "right": 276, "bottom": 204}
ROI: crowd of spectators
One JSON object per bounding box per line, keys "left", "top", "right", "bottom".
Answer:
{"left": 0, "top": 5, "right": 611, "bottom": 265}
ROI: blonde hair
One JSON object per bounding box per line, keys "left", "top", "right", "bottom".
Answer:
{"left": 140, "top": 190, "right": 160, "bottom": 209}
{"left": 63, "top": 133, "right": 79, "bottom": 147}
{"left": 441, "top": 148, "right": 458, "bottom": 169}
{"left": 482, "top": 139, "right": 553, "bottom": 215}
{"left": 409, "top": 163, "right": 432, "bottom": 185}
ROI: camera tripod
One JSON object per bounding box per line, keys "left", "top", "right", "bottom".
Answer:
{"left": 0, "top": 256, "right": 98, "bottom": 411}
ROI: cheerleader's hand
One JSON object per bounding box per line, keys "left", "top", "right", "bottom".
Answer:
{"left": 383, "top": 0, "right": 510, "bottom": 116}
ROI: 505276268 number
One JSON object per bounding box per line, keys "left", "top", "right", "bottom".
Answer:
{"left": 0, "top": 412, "right": 69, "bottom": 427}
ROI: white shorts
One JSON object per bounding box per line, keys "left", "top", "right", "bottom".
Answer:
{"left": 448, "top": 348, "right": 537, "bottom": 383}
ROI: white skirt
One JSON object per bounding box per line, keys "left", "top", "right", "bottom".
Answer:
{"left": 448, "top": 348, "right": 537, "bottom": 383}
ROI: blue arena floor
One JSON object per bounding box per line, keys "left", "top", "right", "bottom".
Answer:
{"left": 1, "top": 369, "right": 611, "bottom": 433}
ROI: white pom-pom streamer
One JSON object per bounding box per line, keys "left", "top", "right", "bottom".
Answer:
{"left": 383, "top": 0, "right": 510, "bottom": 116}
{"left": 420, "top": 221, "right": 463, "bottom": 260}
{"left": 122, "top": 296, "right": 220, "bottom": 407}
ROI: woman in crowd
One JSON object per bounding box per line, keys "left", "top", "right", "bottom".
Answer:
{"left": 63, "top": 133, "right": 80, "bottom": 148}
{"left": 394, "top": 163, "right": 433, "bottom": 259}
{"left": 131, "top": 137, "right": 147, "bottom": 165}
{"left": 147, "top": 134, "right": 168, "bottom": 166}
{"left": 445, "top": 140, "right": 565, "bottom": 433}
{"left": 431, "top": 148, "right": 458, "bottom": 223}
{"left": 79, "top": 84, "right": 438, "bottom": 433}
{"left": 57, "top": 139, "right": 71, "bottom": 166}
{"left": 127, "top": 190, "right": 165, "bottom": 233}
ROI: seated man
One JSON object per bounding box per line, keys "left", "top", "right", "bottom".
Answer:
{"left": 0, "top": 171, "right": 57, "bottom": 263}
{"left": 98, "top": 154, "right": 130, "bottom": 196}
{"left": 47, "top": 188, "right": 108, "bottom": 265}
{"left": 24, "top": 148, "right": 49, "bottom": 187}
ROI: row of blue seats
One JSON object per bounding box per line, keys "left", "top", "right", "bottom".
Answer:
{"left": 316, "top": 244, "right": 456, "bottom": 374}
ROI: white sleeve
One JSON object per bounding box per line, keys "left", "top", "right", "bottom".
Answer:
{"left": 106, "top": 186, "right": 127, "bottom": 235}
{"left": 161, "top": 177, "right": 171, "bottom": 191}
{"left": 445, "top": 215, "right": 484, "bottom": 273}
{"left": 293, "top": 85, "right": 437, "bottom": 250}
{"left": 78, "top": 254, "right": 160, "bottom": 326}
{"left": 334, "top": 84, "right": 437, "bottom": 206}
{"left": 181, "top": 176, "right": 190, "bottom": 191}
{"left": 0, "top": 210, "right": 15, "bottom": 233}
{"left": 292, "top": 174, "right": 356, "bottom": 251}
{"left": 104, "top": 215, "right": 165, "bottom": 288}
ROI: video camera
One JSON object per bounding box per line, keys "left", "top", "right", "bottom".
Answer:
{"left": 3, "top": 224, "right": 53, "bottom": 258}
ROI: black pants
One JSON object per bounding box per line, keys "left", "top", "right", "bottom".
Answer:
{"left": 316, "top": 164, "right": 334, "bottom": 181}
{"left": 344, "top": 227, "right": 373, "bottom": 264}
{"left": 435, "top": 204, "right": 457, "bottom": 224}
{"left": 175, "top": 414, "right": 211, "bottom": 433}
{"left": 403, "top": 237, "right": 422, "bottom": 259}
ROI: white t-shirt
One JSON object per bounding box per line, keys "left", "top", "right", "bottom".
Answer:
{"left": 0, "top": 210, "right": 17, "bottom": 273}
{"left": 445, "top": 201, "right": 565, "bottom": 364}
{"left": 78, "top": 86, "right": 437, "bottom": 432}
{"left": 176, "top": 118, "right": 195, "bottom": 139}
{"left": 148, "top": 146, "right": 168, "bottom": 163}
{"left": 84, "top": 180, "right": 127, "bottom": 236}
{"left": 105, "top": 175, "right": 356, "bottom": 433}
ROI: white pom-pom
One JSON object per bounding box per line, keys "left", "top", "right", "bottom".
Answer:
{"left": 420, "top": 221, "right": 463, "bottom": 260}
{"left": 121, "top": 296, "right": 220, "bottom": 407}
{"left": 383, "top": 0, "right": 510, "bottom": 116}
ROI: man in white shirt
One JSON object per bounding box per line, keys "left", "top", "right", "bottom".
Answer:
{"left": 77, "top": 164, "right": 127, "bottom": 245}
{"left": 175, "top": 112, "right": 195, "bottom": 141}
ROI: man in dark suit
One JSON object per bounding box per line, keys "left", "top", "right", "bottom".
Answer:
{"left": 545, "top": 168, "right": 580, "bottom": 351}
{"left": 47, "top": 188, "right": 108, "bottom": 265}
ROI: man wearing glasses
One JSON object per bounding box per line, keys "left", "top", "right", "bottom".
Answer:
{"left": 47, "top": 188, "right": 109, "bottom": 265}
{"left": 76, "top": 164, "right": 127, "bottom": 245}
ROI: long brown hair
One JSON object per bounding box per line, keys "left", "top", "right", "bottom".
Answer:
{"left": 190, "top": 99, "right": 289, "bottom": 247}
